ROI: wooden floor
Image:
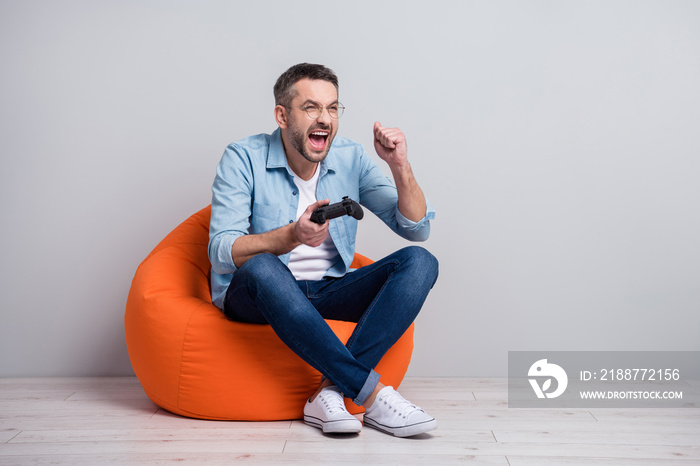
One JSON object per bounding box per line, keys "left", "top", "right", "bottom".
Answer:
{"left": 1, "top": 377, "right": 699, "bottom": 465}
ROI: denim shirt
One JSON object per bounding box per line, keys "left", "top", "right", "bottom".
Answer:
{"left": 208, "top": 128, "right": 435, "bottom": 309}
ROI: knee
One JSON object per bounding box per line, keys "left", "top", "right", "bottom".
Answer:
{"left": 238, "top": 253, "right": 289, "bottom": 283}
{"left": 400, "top": 246, "right": 439, "bottom": 285}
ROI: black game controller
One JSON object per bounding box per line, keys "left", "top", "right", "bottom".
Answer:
{"left": 310, "top": 196, "right": 364, "bottom": 224}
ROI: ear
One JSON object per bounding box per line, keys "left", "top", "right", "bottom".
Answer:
{"left": 274, "top": 105, "right": 288, "bottom": 129}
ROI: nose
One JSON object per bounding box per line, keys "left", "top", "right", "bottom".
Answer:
{"left": 316, "top": 108, "right": 332, "bottom": 125}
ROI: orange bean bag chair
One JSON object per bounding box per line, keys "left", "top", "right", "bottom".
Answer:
{"left": 124, "top": 205, "right": 414, "bottom": 421}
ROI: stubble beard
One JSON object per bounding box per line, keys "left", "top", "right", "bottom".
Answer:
{"left": 288, "top": 124, "right": 332, "bottom": 164}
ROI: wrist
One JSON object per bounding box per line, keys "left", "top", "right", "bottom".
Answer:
{"left": 288, "top": 221, "right": 303, "bottom": 249}
{"left": 390, "top": 161, "right": 413, "bottom": 184}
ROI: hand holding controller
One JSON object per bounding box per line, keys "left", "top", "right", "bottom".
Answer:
{"left": 310, "top": 197, "right": 364, "bottom": 224}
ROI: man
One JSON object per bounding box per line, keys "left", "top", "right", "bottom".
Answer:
{"left": 208, "top": 63, "right": 438, "bottom": 437}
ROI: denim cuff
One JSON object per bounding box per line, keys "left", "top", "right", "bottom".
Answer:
{"left": 353, "top": 369, "right": 381, "bottom": 406}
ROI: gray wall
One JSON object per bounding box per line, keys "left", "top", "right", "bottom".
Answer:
{"left": 1, "top": 0, "right": 698, "bottom": 378}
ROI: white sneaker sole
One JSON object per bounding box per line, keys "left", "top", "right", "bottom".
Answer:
{"left": 304, "top": 415, "right": 362, "bottom": 434}
{"left": 364, "top": 416, "right": 437, "bottom": 437}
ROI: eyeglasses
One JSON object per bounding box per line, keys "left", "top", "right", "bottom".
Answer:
{"left": 287, "top": 103, "right": 345, "bottom": 119}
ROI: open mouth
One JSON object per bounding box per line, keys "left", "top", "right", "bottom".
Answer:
{"left": 308, "top": 130, "right": 329, "bottom": 151}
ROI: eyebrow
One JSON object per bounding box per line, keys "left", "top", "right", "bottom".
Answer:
{"left": 300, "top": 99, "right": 340, "bottom": 106}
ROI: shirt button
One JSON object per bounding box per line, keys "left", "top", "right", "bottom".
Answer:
{"left": 292, "top": 190, "right": 298, "bottom": 196}
{"left": 289, "top": 220, "right": 293, "bottom": 224}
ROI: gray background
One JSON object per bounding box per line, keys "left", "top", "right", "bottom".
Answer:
{"left": 1, "top": 0, "right": 698, "bottom": 378}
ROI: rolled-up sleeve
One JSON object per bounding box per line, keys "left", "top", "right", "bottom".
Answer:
{"left": 393, "top": 199, "right": 435, "bottom": 242}
{"left": 208, "top": 144, "right": 253, "bottom": 275}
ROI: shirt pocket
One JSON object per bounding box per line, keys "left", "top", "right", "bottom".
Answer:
{"left": 250, "top": 201, "right": 283, "bottom": 234}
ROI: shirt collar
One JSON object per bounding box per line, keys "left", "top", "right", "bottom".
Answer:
{"left": 267, "top": 128, "right": 289, "bottom": 170}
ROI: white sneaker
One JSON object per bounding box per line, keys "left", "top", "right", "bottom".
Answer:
{"left": 363, "top": 386, "right": 437, "bottom": 437}
{"left": 303, "top": 386, "right": 362, "bottom": 434}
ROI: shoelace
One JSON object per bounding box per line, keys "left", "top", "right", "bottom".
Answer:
{"left": 318, "top": 389, "right": 346, "bottom": 414}
{"left": 378, "top": 390, "right": 422, "bottom": 419}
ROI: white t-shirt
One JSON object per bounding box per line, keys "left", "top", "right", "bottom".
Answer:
{"left": 288, "top": 166, "right": 340, "bottom": 281}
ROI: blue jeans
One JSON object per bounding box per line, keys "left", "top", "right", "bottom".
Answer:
{"left": 223, "top": 246, "right": 439, "bottom": 406}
